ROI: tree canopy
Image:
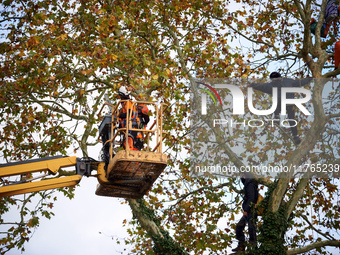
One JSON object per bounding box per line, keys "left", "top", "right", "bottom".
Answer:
{"left": 0, "top": 0, "right": 340, "bottom": 254}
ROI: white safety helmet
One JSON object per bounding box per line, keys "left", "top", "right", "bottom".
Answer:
{"left": 118, "top": 86, "right": 130, "bottom": 98}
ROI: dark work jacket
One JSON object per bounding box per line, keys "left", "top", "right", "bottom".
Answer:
{"left": 241, "top": 173, "right": 258, "bottom": 214}
{"left": 250, "top": 78, "right": 312, "bottom": 99}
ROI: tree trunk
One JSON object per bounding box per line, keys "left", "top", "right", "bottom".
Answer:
{"left": 128, "top": 199, "right": 188, "bottom": 255}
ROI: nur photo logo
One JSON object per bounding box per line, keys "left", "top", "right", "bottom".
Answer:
{"left": 198, "top": 82, "right": 312, "bottom": 117}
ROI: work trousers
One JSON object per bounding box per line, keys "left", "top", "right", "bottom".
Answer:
{"left": 275, "top": 104, "right": 297, "bottom": 137}
{"left": 235, "top": 214, "right": 257, "bottom": 246}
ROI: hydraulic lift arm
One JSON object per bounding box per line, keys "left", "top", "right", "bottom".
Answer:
{"left": 0, "top": 156, "right": 100, "bottom": 198}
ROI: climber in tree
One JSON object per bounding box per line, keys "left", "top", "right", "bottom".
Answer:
{"left": 232, "top": 172, "right": 259, "bottom": 253}
{"left": 250, "top": 72, "right": 312, "bottom": 145}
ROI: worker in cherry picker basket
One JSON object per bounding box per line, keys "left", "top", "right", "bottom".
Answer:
{"left": 117, "top": 86, "right": 149, "bottom": 151}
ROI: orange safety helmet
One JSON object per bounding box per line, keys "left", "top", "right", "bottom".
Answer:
{"left": 137, "top": 104, "right": 148, "bottom": 116}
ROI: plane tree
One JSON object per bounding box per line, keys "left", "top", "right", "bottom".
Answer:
{"left": 0, "top": 0, "right": 339, "bottom": 254}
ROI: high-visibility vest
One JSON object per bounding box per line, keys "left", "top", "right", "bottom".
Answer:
{"left": 119, "top": 101, "right": 139, "bottom": 128}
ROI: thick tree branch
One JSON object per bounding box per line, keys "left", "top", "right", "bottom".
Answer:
{"left": 293, "top": 0, "right": 307, "bottom": 22}
{"left": 287, "top": 240, "right": 340, "bottom": 255}
{"left": 286, "top": 177, "right": 309, "bottom": 219}
{"left": 323, "top": 68, "right": 340, "bottom": 78}
{"left": 270, "top": 79, "right": 327, "bottom": 213}
{"left": 329, "top": 112, "right": 340, "bottom": 119}
{"left": 127, "top": 199, "right": 164, "bottom": 238}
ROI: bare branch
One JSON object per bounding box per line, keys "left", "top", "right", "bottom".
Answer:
{"left": 28, "top": 94, "right": 88, "bottom": 121}
{"left": 169, "top": 180, "right": 242, "bottom": 210}
{"left": 298, "top": 212, "right": 334, "bottom": 241}
{"left": 0, "top": 17, "right": 24, "bottom": 23}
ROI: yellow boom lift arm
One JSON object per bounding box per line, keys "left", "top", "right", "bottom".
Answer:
{"left": 0, "top": 156, "right": 100, "bottom": 197}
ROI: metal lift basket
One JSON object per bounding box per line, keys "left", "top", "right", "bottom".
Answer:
{"left": 95, "top": 100, "right": 168, "bottom": 199}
